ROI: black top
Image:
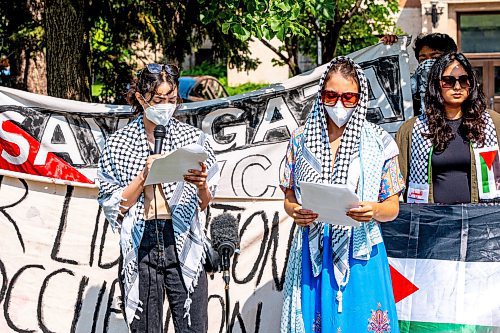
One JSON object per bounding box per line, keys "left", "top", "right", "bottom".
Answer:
{"left": 431, "top": 118, "right": 472, "bottom": 204}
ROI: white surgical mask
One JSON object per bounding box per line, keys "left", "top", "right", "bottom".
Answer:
{"left": 324, "top": 104, "right": 355, "bottom": 127}
{"left": 144, "top": 103, "right": 176, "bottom": 126}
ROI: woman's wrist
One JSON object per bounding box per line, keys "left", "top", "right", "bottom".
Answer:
{"left": 197, "top": 181, "right": 210, "bottom": 196}
{"left": 197, "top": 181, "right": 208, "bottom": 191}
{"left": 138, "top": 169, "right": 147, "bottom": 184}
{"left": 372, "top": 202, "right": 380, "bottom": 220}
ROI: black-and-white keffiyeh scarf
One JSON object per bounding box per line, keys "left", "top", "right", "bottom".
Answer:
{"left": 292, "top": 56, "right": 398, "bottom": 312}
{"left": 408, "top": 112, "right": 500, "bottom": 203}
{"left": 97, "top": 115, "right": 219, "bottom": 325}
{"left": 411, "top": 59, "right": 436, "bottom": 115}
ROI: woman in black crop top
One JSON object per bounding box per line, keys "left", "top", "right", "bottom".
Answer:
{"left": 396, "top": 53, "right": 500, "bottom": 204}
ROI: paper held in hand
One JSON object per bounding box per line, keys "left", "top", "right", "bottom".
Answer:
{"left": 300, "top": 181, "right": 361, "bottom": 227}
{"left": 144, "top": 144, "right": 208, "bottom": 185}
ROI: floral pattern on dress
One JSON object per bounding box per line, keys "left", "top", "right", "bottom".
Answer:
{"left": 280, "top": 126, "right": 304, "bottom": 191}
{"left": 312, "top": 312, "right": 321, "bottom": 332}
{"left": 378, "top": 156, "right": 405, "bottom": 201}
{"left": 367, "top": 303, "right": 391, "bottom": 333}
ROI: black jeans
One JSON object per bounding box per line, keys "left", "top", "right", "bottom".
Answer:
{"left": 129, "top": 219, "right": 208, "bottom": 333}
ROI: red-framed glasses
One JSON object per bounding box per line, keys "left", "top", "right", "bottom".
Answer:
{"left": 321, "top": 90, "right": 360, "bottom": 108}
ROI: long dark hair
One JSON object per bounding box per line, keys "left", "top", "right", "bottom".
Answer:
{"left": 125, "top": 65, "right": 180, "bottom": 114}
{"left": 424, "top": 52, "right": 487, "bottom": 151}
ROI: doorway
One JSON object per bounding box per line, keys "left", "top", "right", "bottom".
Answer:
{"left": 470, "top": 59, "right": 500, "bottom": 112}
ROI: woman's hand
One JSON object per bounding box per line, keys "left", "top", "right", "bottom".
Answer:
{"left": 284, "top": 188, "right": 318, "bottom": 227}
{"left": 346, "top": 201, "right": 378, "bottom": 223}
{"left": 120, "top": 154, "right": 163, "bottom": 215}
{"left": 141, "top": 154, "right": 163, "bottom": 182}
{"left": 292, "top": 206, "right": 319, "bottom": 227}
{"left": 183, "top": 162, "right": 208, "bottom": 190}
{"left": 380, "top": 34, "right": 398, "bottom": 45}
{"left": 184, "top": 162, "right": 212, "bottom": 210}
{"left": 347, "top": 195, "right": 399, "bottom": 223}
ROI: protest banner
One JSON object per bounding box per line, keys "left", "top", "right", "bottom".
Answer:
{"left": 6, "top": 40, "right": 497, "bottom": 333}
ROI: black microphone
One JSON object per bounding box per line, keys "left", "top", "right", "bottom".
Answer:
{"left": 153, "top": 124, "right": 166, "bottom": 154}
{"left": 210, "top": 213, "right": 239, "bottom": 285}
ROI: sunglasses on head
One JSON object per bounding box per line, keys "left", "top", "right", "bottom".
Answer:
{"left": 440, "top": 75, "right": 470, "bottom": 89}
{"left": 139, "top": 63, "right": 180, "bottom": 77}
{"left": 321, "top": 90, "right": 360, "bottom": 108}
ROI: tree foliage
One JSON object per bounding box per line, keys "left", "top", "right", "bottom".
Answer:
{"left": 0, "top": 0, "right": 44, "bottom": 91}
{"left": 0, "top": 1, "right": 399, "bottom": 101}
{"left": 200, "top": 0, "right": 400, "bottom": 75}
{"left": 0, "top": 0, "right": 260, "bottom": 102}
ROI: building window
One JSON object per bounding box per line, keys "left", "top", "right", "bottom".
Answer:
{"left": 459, "top": 13, "right": 500, "bottom": 53}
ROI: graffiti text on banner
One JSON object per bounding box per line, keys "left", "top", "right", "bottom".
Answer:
{"left": 0, "top": 41, "right": 413, "bottom": 199}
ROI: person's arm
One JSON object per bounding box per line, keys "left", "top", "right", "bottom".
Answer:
{"left": 284, "top": 188, "right": 318, "bottom": 227}
{"left": 183, "top": 135, "right": 219, "bottom": 211}
{"left": 347, "top": 152, "right": 404, "bottom": 222}
{"left": 184, "top": 162, "right": 212, "bottom": 211}
{"left": 198, "top": 184, "right": 212, "bottom": 211}
{"left": 346, "top": 194, "right": 399, "bottom": 223}
{"left": 119, "top": 154, "right": 162, "bottom": 214}
{"left": 395, "top": 121, "right": 415, "bottom": 200}
{"left": 395, "top": 128, "right": 408, "bottom": 188}
{"left": 97, "top": 144, "right": 149, "bottom": 230}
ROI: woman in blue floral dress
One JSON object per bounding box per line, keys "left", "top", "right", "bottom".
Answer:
{"left": 280, "top": 57, "right": 405, "bottom": 333}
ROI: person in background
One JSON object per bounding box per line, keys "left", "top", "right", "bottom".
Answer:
{"left": 382, "top": 33, "right": 458, "bottom": 115}
{"left": 396, "top": 53, "right": 500, "bottom": 204}
{"left": 0, "top": 56, "right": 11, "bottom": 87}
{"left": 97, "top": 64, "right": 219, "bottom": 332}
{"left": 280, "top": 57, "right": 404, "bottom": 332}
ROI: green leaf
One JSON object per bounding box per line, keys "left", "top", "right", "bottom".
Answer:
{"left": 276, "top": 2, "right": 291, "bottom": 12}
{"left": 269, "top": 18, "right": 281, "bottom": 31}
{"left": 222, "top": 22, "right": 231, "bottom": 35}
{"left": 276, "top": 26, "right": 285, "bottom": 40}
{"left": 263, "top": 26, "right": 272, "bottom": 40}
{"left": 239, "top": 26, "right": 251, "bottom": 41}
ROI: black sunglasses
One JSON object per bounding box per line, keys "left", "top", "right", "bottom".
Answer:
{"left": 139, "top": 63, "right": 179, "bottom": 77}
{"left": 441, "top": 75, "right": 470, "bottom": 89}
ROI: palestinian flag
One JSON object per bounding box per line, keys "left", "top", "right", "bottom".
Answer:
{"left": 474, "top": 146, "right": 500, "bottom": 200}
{"left": 382, "top": 204, "right": 500, "bottom": 333}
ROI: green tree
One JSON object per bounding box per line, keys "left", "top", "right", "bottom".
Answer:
{"left": 88, "top": 1, "right": 153, "bottom": 103}
{"left": 0, "top": 0, "right": 44, "bottom": 91}
{"left": 1, "top": 1, "right": 262, "bottom": 102}
{"left": 89, "top": 0, "right": 260, "bottom": 103}
{"left": 200, "top": 0, "right": 400, "bottom": 75}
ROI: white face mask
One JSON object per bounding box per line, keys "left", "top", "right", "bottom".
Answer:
{"left": 143, "top": 103, "right": 177, "bottom": 126}
{"left": 324, "top": 104, "right": 356, "bottom": 127}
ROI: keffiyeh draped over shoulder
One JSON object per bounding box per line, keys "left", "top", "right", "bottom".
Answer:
{"left": 97, "top": 115, "right": 219, "bottom": 325}
{"left": 281, "top": 57, "right": 400, "bottom": 330}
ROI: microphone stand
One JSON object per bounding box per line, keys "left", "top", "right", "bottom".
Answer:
{"left": 225, "top": 278, "right": 230, "bottom": 333}
{"left": 221, "top": 247, "right": 231, "bottom": 333}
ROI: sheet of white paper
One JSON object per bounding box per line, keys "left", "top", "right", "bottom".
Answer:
{"left": 144, "top": 143, "right": 208, "bottom": 185}
{"left": 300, "top": 181, "right": 361, "bottom": 227}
